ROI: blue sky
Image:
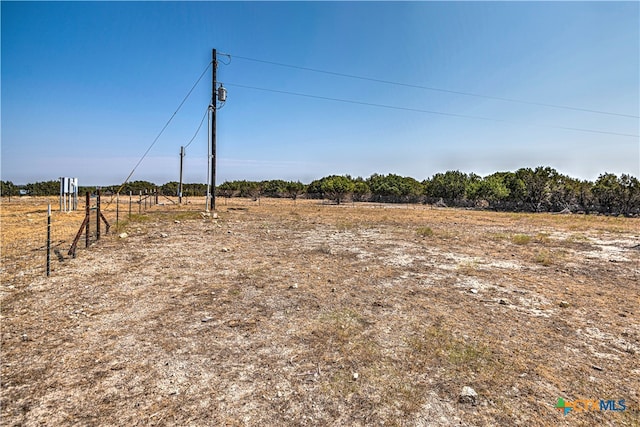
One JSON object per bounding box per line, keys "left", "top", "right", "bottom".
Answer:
{"left": 2, "top": 1, "right": 638, "bottom": 186}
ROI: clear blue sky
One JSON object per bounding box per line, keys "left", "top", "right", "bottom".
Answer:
{"left": 2, "top": 1, "right": 638, "bottom": 186}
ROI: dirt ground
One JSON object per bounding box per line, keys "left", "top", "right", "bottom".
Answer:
{"left": 1, "top": 197, "right": 639, "bottom": 426}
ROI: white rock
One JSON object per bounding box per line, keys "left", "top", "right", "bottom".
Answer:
{"left": 470, "top": 288, "right": 478, "bottom": 294}
{"left": 459, "top": 386, "right": 478, "bottom": 405}
{"left": 289, "top": 283, "right": 299, "bottom": 289}
{"left": 160, "top": 233, "right": 169, "bottom": 238}
{"left": 118, "top": 232, "right": 128, "bottom": 239}
{"left": 352, "top": 372, "right": 359, "bottom": 380}
{"left": 221, "top": 247, "right": 230, "bottom": 252}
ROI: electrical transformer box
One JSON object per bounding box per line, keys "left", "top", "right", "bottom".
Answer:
{"left": 217, "top": 85, "right": 227, "bottom": 102}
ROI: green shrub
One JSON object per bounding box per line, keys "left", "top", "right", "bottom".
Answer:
{"left": 511, "top": 234, "right": 531, "bottom": 245}
{"left": 416, "top": 227, "right": 434, "bottom": 237}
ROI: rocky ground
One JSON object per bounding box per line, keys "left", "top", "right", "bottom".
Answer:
{"left": 1, "top": 198, "right": 639, "bottom": 426}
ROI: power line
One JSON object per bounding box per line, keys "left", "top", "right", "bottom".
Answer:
{"left": 226, "top": 82, "right": 508, "bottom": 122}
{"left": 113, "top": 60, "right": 213, "bottom": 196}
{"left": 184, "top": 107, "right": 209, "bottom": 149}
{"left": 224, "top": 82, "right": 640, "bottom": 139}
{"left": 230, "top": 54, "right": 640, "bottom": 119}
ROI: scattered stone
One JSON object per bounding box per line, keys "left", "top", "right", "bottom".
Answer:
{"left": 592, "top": 365, "right": 603, "bottom": 371}
{"left": 499, "top": 299, "right": 509, "bottom": 305}
{"left": 352, "top": 372, "right": 359, "bottom": 380}
{"left": 118, "top": 232, "right": 128, "bottom": 239}
{"left": 459, "top": 386, "right": 478, "bottom": 405}
{"left": 21, "top": 334, "right": 29, "bottom": 342}
{"left": 174, "top": 220, "right": 181, "bottom": 224}
{"left": 331, "top": 287, "right": 336, "bottom": 293}
{"left": 160, "top": 233, "right": 169, "bottom": 238}
{"left": 559, "top": 301, "right": 570, "bottom": 308}
{"left": 221, "top": 247, "right": 230, "bottom": 252}
{"left": 470, "top": 288, "right": 478, "bottom": 294}
{"left": 289, "top": 283, "right": 299, "bottom": 289}
{"left": 212, "top": 212, "right": 218, "bottom": 219}
{"left": 200, "top": 212, "right": 210, "bottom": 219}
{"left": 201, "top": 316, "right": 214, "bottom": 322}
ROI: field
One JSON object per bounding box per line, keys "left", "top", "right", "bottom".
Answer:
{"left": 1, "top": 196, "right": 639, "bottom": 426}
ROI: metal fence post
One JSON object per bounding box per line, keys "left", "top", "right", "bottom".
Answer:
{"left": 116, "top": 192, "right": 119, "bottom": 228}
{"left": 96, "top": 189, "right": 101, "bottom": 241}
{"left": 85, "top": 192, "right": 90, "bottom": 248}
{"left": 129, "top": 191, "right": 132, "bottom": 218}
{"left": 46, "top": 204, "right": 51, "bottom": 277}
{"left": 139, "top": 191, "right": 142, "bottom": 214}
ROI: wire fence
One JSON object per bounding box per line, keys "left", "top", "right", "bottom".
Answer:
{"left": 1, "top": 191, "right": 177, "bottom": 281}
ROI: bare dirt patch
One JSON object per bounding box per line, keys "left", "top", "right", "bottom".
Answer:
{"left": 2, "top": 198, "right": 639, "bottom": 425}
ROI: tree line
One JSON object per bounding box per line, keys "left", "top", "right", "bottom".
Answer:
{"left": 2, "top": 167, "right": 639, "bottom": 215}
{"left": 0, "top": 180, "right": 208, "bottom": 199}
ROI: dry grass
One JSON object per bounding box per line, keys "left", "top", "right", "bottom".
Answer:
{"left": 1, "top": 197, "right": 639, "bottom": 426}
{"left": 511, "top": 234, "right": 532, "bottom": 245}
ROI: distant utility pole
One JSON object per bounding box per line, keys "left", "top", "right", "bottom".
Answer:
{"left": 178, "top": 145, "right": 184, "bottom": 204}
{"left": 210, "top": 48, "right": 217, "bottom": 212}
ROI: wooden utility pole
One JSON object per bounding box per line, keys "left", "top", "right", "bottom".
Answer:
{"left": 210, "top": 48, "right": 217, "bottom": 212}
